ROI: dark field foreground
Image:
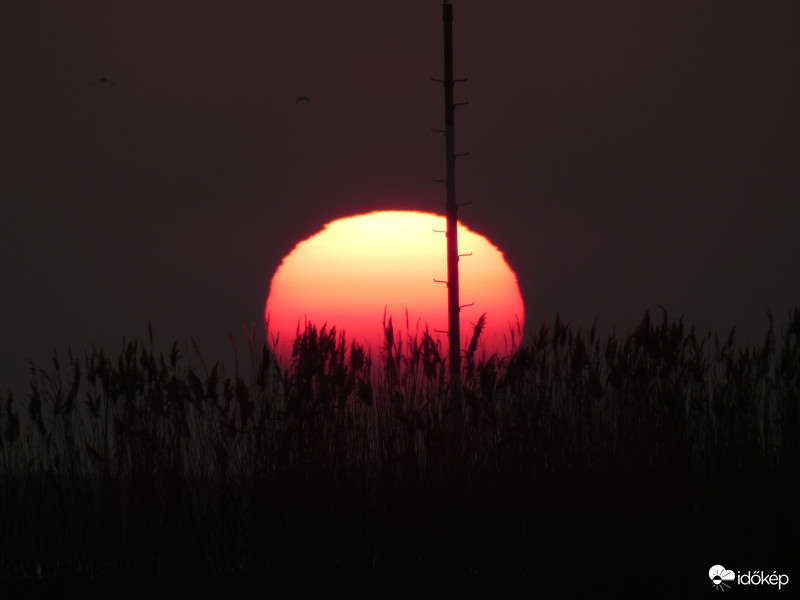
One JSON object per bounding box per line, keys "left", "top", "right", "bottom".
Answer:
{"left": 2, "top": 310, "right": 799, "bottom": 596}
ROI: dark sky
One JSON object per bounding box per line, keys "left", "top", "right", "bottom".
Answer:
{"left": 2, "top": 0, "right": 799, "bottom": 396}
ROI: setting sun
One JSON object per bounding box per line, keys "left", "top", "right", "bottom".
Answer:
{"left": 265, "top": 210, "right": 524, "bottom": 358}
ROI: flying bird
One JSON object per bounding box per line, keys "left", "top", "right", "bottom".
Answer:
{"left": 295, "top": 96, "right": 310, "bottom": 104}
{"left": 92, "top": 77, "right": 118, "bottom": 86}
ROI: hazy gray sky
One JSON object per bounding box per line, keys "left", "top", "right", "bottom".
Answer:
{"left": 2, "top": 0, "right": 799, "bottom": 396}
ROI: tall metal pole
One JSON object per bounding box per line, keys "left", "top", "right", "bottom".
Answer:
{"left": 442, "top": 0, "right": 462, "bottom": 406}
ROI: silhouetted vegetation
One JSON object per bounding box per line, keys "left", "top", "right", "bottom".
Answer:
{"left": 1, "top": 309, "right": 798, "bottom": 595}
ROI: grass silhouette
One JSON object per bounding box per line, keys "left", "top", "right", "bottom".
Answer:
{"left": 1, "top": 309, "right": 798, "bottom": 595}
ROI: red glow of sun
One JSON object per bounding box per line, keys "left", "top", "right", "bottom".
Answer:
{"left": 265, "top": 210, "right": 524, "bottom": 359}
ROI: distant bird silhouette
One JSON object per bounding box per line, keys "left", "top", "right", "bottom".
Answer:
{"left": 295, "top": 96, "right": 310, "bottom": 104}
{"left": 92, "top": 77, "right": 118, "bottom": 86}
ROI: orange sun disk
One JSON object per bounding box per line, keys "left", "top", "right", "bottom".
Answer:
{"left": 265, "top": 210, "right": 524, "bottom": 359}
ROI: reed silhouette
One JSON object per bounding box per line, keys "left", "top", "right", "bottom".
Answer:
{"left": 1, "top": 309, "right": 797, "bottom": 595}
